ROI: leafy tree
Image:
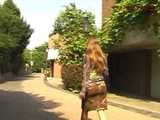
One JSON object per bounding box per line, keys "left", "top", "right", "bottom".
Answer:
{"left": 2, "top": 0, "right": 20, "bottom": 16}
{"left": 0, "top": 0, "right": 33, "bottom": 74}
{"left": 22, "top": 49, "right": 31, "bottom": 65}
{"left": 52, "top": 3, "right": 97, "bottom": 64}
{"left": 0, "top": 33, "right": 17, "bottom": 48}
{"left": 31, "top": 43, "right": 48, "bottom": 72}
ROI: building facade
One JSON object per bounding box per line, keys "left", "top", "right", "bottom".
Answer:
{"left": 102, "top": 0, "right": 116, "bottom": 21}
{"left": 48, "top": 34, "right": 62, "bottom": 78}
{"left": 102, "top": 0, "right": 160, "bottom": 98}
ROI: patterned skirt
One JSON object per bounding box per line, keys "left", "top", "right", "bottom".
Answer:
{"left": 82, "top": 80, "right": 107, "bottom": 111}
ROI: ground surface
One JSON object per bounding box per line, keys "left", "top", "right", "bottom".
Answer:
{"left": 0, "top": 73, "right": 159, "bottom": 120}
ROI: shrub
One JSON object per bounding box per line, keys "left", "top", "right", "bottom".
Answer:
{"left": 61, "top": 64, "right": 83, "bottom": 92}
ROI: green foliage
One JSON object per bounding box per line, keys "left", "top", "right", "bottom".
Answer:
{"left": 0, "top": 33, "right": 17, "bottom": 48}
{"left": 0, "top": 0, "right": 33, "bottom": 74}
{"left": 61, "top": 64, "right": 83, "bottom": 91}
{"left": 2, "top": 0, "right": 20, "bottom": 16}
{"left": 52, "top": 3, "right": 97, "bottom": 64}
{"left": 23, "top": 43, "right": 48, "bottom": 73}
{"left": 22, "top": 49, "right": 31, "bottom": 65}
{"left": 31, "top": 43, "right": 48, "bottom": 72}
{"left": 100, "top": 0, "right": 160, "bottom": 51}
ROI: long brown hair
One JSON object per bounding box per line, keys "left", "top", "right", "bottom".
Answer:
{"left": 85, "top": 37, "right": 107, "bottom": 74}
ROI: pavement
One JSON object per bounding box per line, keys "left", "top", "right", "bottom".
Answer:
{"left": 46, "top": 76, "right": 160, "bottom": 119}
{"left": 0, "top": 73, "right": 159, "bottom": 120}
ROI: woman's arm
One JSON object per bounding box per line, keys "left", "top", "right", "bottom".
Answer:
{"left": 103, "top": 54, "right": 109, "bottom": 91}
{"left": 80, "top": 55, "right": 90, "bottom": 99}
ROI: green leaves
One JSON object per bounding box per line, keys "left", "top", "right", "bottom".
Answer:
{"left": 100, "top": 0, "right": 160, "bottom": 51}
{"left": 2, "top": 0, "right": 20, "bottom": 16}
{"left": 0, "top": 33, "right": 17, "bottom": 48}
{"left": 31, "top": 43, "right": 48, "bottom": 72}
{"left": 23, "top": 43, "right": 48, "bottom": 72}
{"left": 0, "top": 0, "right": 33, "bottom": 74}
{"left": 52, "top": 3, "right": 97, "bottom": 64}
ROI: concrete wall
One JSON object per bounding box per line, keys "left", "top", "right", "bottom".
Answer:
{"left": 48, "top": 34, "right": 62, "bottom": 78}
{"left": 102, "top": 1, "right": 160, "bottom": 52}
{"left": 102, "top": 0, "right": 160, "bottom": 98}
{"left": 112, "top": 29, "right": 160, "bottom": 52}
{"left": 151, "top": 50, "right": 160, "bottom": 98}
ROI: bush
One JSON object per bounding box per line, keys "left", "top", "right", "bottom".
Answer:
{"left": 61, "top": 64, "right": 83, "bottom": 92}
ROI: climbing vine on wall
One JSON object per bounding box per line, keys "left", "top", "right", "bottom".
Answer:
{"left": 100, "top": 0, "right": 160, "bottom": 51}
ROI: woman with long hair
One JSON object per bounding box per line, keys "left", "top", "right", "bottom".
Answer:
{"left": 80, "top": 37, "right": 109, "bottom": 120}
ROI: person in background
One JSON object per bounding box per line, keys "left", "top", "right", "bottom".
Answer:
{"left": 80, "top": 37, "right": 109, "bottom": 120}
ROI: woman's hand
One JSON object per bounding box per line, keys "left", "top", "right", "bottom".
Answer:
{"left": 79, "top": 91, "right": 85, "bottom": 99}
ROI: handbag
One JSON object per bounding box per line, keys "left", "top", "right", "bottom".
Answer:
{"left": 85, "top": 80, "right": 107, "bottom": 111}
{"left": 86, "top": 80, "right": 107, "bottom": 97}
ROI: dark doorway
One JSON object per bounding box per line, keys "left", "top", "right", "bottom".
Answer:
{"left": 108, "top": 50, "right": 151, "bottom": 97}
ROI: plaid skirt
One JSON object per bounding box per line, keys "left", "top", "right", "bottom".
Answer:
{"left": 82, "top": 80, "right": 107, "bottom": 111}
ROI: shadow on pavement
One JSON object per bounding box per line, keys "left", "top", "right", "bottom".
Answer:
{"left": 0, "top": 90, "right": 68, "bottom": 120}
{"left": 0, "top": 73, "right": 42, "bottom": 83}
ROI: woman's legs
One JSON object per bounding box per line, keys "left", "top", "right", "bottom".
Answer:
{"left": 97, "top": 109, "right": 107, "bottom": 120}
{"left": 81, "top": 108, "right": 88, "bottom": 120}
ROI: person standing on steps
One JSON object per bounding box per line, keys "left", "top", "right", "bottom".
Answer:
{"left": 79, "top": 37, "right": 109, "bottom": 120}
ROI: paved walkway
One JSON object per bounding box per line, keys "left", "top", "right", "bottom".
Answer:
{"left": 46, "top": 76, "right": 160, "bottom": 118}
{"left": 0, "top": 73, "right": 159, "bottom": 120}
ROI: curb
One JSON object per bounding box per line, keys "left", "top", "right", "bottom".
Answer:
{"left": 108, "top": 101, "right": 160, "bottom": 119}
